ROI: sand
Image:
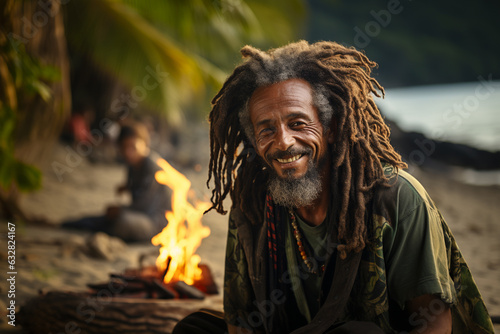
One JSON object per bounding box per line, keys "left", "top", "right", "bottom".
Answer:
{"left": 1, "top": 126, "right": 499, "bottom": 332}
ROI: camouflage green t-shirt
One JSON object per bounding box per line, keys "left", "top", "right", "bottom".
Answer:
{"left": 223, "top": 167, "right": 495, "bottom": 333}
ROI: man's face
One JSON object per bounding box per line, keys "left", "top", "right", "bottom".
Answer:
{"left": 248, "top": 78, "right": 333, "bottom": 207}
{"left": 119, "top": 136, "right": 149, "bottom": 167}
{"left": 249, "top": 78, "right": 332, "bottom": 180}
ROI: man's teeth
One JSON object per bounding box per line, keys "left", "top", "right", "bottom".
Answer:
{"left": 276, "top": 154, "right": 302, "bottom": 163}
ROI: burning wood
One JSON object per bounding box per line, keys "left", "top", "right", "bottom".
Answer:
{"left": 86, "top": 263, "right": 218, "bottom": 300}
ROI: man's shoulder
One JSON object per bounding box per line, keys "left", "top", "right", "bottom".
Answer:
{"left": 391, "top": 167, "right": 433, "bottom": 201}
{"left": 228, "top": 205, "right": 268, "bottom": 245}
{"left": 228, "top": 206, "right": 258, "bottom": 229}
{"left": 374, "top": 165, "right": 436, "bottom": 224}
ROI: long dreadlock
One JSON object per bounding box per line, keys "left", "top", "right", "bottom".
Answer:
{"left": 207, "top": 40, "right": 407, "bottom": 256}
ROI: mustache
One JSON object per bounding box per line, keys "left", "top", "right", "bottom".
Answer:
{"left": 266, "top": 147, "right": 312, "bottom": 161}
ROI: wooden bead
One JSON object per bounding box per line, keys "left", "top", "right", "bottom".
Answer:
{"left": 289, "top": 209, "right": 323, "bottom": 276}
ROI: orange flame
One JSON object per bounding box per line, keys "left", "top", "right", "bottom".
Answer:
{"left": 151, "top": 158, "right": 211, "bottom": 285}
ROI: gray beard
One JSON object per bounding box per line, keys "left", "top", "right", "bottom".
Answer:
{"left": 268, "top": 160, "right": 323, "bottom": 209}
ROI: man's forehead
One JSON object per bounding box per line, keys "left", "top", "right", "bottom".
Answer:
{"left": 252, "top": 78, "right": 313, "bottom": 97}
{"left": 249, "top": 79, "right": 314, "bottom": 112}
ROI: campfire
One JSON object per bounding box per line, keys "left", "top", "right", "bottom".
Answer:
{"left": 85, "top": 158, "right": 216, "bottom": 300}
{"left": 18, "top": 159, "right": 219, "bottom": 333}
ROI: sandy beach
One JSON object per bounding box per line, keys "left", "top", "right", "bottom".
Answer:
{"left": 1, "top": 124, "right": 499, "bottom": 332}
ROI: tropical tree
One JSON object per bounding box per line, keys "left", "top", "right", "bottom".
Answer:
{"left": 63, "top": 0, "right": 305, "bottom": 123}
{"left": 0, "top": 0, "right": 71, "bottom": 220}
{"left": 0, "top": 0, "right": 305, "bottom": 221}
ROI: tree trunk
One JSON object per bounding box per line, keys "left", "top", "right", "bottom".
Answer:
{"left": 18, "top": 291, "right": 220, "bottom": 334}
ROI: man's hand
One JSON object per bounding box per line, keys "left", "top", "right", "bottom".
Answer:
{"left": 407, "top": 294, "right": 452, "bottom": 334}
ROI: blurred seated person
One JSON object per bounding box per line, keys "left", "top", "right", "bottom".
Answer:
{"left": 61, "top": 107, "right": 95, "bottom": 145}
{"left": 62, "top": 122, "right": 171, "bottom": 242}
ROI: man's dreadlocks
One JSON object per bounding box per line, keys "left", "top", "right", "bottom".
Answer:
{"left": 207, "top": 40, "right": 407, "bottom": 256}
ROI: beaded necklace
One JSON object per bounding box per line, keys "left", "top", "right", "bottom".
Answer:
{"left": 289, "top": 209, "right": 326, "bottom": 275}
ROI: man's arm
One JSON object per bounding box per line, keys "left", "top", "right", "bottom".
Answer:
{"left": 407, "top": 294, "right": 452, "bottom": 334}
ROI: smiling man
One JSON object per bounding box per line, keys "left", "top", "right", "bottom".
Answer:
{"left": 250, "top": 78, "right": 332, "bottom": 213}
{"left": 172, "top": 41, "right": 494, "bottom": 334}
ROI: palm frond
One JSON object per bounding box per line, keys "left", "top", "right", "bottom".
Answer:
{"left": 65, "top": 0, "right": 306, "bottom": 121}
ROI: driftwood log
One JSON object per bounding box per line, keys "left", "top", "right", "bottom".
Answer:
{"left": 18, "top": 291, "right": 222, "bottom": 334}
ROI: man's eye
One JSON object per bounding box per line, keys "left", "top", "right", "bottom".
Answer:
{"left": 290, "top": 122, "right": 305, "bottom": 128}
{"left": 259, "top": 128, "right": 272, "bottom": 136}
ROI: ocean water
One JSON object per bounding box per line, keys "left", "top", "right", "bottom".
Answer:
{"left": 376, "top": 79, "right": 500, "bottom": 152}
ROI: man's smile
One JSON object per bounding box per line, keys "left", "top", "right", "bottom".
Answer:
{"left": 276, "top": 154, "right": 304, "bottom": 164}
{"left": 266, "top": 146, "right": 313, "bottom": 179}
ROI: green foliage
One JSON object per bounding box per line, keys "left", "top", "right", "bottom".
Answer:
{"left": 63, "top": 0, "right": 305, "bottom": 122}
{"left": 1, "top": 42, "right": 60, "bottom": 103}
{"left": 14, "top": 160, "right": 42, "bottom": 192}
{"left": 120, "top": 0, "right": 305, "bottom": 69}
{"left": 0, "top": 108, "right": 42, "bottom": 192}
{"left": 0, "top": 41, "right": 59, "bottom": 193}
{"left": 0, "top": 108, "right": 43, "bottom": 192}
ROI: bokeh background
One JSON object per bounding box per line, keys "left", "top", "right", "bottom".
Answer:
{"left": 1, "top": 0, "right": 499, "bottom": 331}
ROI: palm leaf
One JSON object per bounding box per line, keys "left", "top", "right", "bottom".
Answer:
{"left": 64, "top": 0, "right": 306, "bottom": 121}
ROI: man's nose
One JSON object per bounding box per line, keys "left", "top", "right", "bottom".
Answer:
{"left": 275, "top": 126, "right": 295, "bottom": 151}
